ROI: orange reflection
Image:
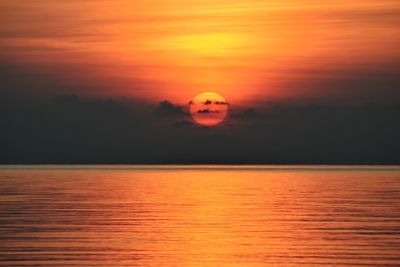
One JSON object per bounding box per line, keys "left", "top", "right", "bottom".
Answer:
{"left": 1, "top": 166, "right": 400, "bottom": 265}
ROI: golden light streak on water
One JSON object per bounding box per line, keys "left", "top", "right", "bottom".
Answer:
{"left": 0, "top": 165, "right": 400, "bottom": 266}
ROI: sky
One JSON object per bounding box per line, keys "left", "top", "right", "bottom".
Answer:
{"left": 0, "top": 0, "right": 399, "bottom": 163}
{"left": 1, "top": 0, "right": 399, "bottom": 104}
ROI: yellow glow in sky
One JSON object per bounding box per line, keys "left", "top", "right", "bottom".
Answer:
{"left": 0, "top": 0, "right": 399, "bottom": 104}
{"left": 166, "top": 33, "right": 248, "bottom": 56}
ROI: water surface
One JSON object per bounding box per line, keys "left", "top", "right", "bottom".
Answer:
{"left": 1, "top": 165, "right": 400, "bottom": 266}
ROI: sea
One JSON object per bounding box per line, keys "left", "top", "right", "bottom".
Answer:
{"left": 0, "top": 165, "right": 399, "bottom": 266}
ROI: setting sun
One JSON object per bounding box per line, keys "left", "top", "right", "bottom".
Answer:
{"left": 189, "top": 92, "right": 229, "bottom": 126}
{"left": 1, "top": 1, "right": 400, "bottom": 266}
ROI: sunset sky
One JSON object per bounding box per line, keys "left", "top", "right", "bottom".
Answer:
{"left": 1, "top": 0, "right": 399, "bottom": 164}
{"left": 1, "top": 0, "right": 399, "bottom": 105}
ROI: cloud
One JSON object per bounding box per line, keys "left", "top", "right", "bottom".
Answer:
{"left": 234, "top": 108, "right": 258, "bottom": 119}
{"left": 155, "top": 100, "right": 185, "bottom": 117}
{"left": 173, "top": 120, "right": 195, "bottom": 128}
{"left": 202, "top": 99, "right": 228, "bottom": 105}
{"left": 1, "top": 95, "right": 399, "bottom": 164}
{"left": 197, "top": 109, "right": 219, "bottom": 114}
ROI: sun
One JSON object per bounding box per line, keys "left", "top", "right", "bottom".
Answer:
{"left": 189, "top": 92, "right": 229, "bottom": 126}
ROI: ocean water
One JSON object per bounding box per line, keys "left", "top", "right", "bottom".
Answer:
{"left": 0, "top": 165, "right": 400, "bottom": 266}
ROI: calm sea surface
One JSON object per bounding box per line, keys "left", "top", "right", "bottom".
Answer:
{"left": 1, "top": 165, "right": 400, "bottom": 266}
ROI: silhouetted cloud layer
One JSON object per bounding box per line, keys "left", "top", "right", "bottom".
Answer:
{"left": 1, "top": 95, "right": 399, "bottom": 164}
{"left": 198, "top": 109, "right": 219, "bottom": 114}
{"left": 156, "top": 100, "right": 185, "bottom": 117}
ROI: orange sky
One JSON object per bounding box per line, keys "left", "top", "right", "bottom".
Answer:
{"left": 1, "top": 0, "right": 399, "bottom": 105}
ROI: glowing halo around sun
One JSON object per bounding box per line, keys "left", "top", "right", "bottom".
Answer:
{"left": 189, "top": 92, "right": 229, "bottom": 126}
